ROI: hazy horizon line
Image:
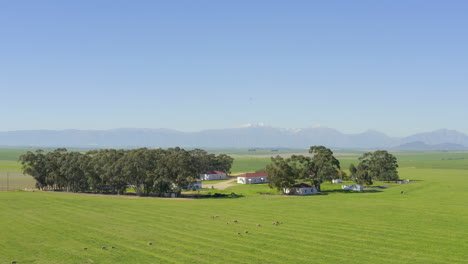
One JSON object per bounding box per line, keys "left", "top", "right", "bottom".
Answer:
{"left": 0, "top": 125, "right": 465, "bottom": 138}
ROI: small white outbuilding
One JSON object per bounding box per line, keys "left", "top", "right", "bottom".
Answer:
{"left": 200, "top": 171, "right": 227, "bottom": 181}
{"left": 342, "top": 184, "right": 364, "bottom": 191}
{"left": 283, "top": 183, "right": 317, "bottom": 195}
{"left": 186, "top": 181, "right": 202, "bottom": 190}
{"left": 396, "top": 179, "right": 411, "bottom": 184}
{"left": 332, "top": 179, "right": 343, "bottom": 183}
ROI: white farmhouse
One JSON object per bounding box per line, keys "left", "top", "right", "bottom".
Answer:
{"left": 283, "top": 183, "right": 317, "bottom": 195}
{"left": 237, "top": 173, "right": 268, "bottom": 184}
{"left": 332, "top": 179, "right": 343, "bottom": 183}
{"left": 200, "top": 171, "right": 227, "bottom": 181}
{"left": 342, "top": 184, "right": 364, "bottom": 191}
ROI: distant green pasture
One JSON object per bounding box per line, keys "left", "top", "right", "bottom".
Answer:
{"left": 231, "top": 157, "right": 271, "bottom": 174}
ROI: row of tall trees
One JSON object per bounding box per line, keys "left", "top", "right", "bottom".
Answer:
{"left": 19, "top": 148, "right": 233, "bottom": 195}
{"left": 349, "top": 150, "right": 399, "bottom": 185}
{"left": 266, "top": 146, "right": 341, "bottom": 192}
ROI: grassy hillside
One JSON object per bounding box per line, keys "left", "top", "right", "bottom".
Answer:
{"left": 1, "top": 165, "right": 467, "bottom": 263}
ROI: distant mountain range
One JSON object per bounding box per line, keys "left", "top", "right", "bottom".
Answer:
{"left": 0, "top": 125, "right": 467, "bottom": 150}
{"left": 391, "top": 141, "right": 468, "bottom": 151}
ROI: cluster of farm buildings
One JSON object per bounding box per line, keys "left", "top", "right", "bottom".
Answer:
{"left": 190, "top": 171, "right": 371, "bottom": 195}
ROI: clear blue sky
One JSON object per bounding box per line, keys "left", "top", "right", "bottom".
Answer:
{"left": 1, "top": 0, "right": 467, "bottom": 136}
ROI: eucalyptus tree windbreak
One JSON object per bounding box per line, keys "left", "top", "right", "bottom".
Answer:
{"left": 60, "top": 151, "right": 88, "bottom": 192}
{"left": 189, "top": 149, "right": 234, "bottom": 175}
{"left": 20, "top": 147, "right": 233, "bottom": 195}
{"left": 162, "top": 147, "right": 198, "bottom": 193}
{"left": 189, "top": 149, "right": 213, "bottom": 175}
{"left": 81, "top": 150, "right": 101, "bottom": 193}
{"left": 19, "top": 149, "right": 48, "bottom": 190}
{"left": 98, "top": 149, "right": 128, "bottom": 194}
{"left": 309, "top": 146, "right": 341, "bottom": 191}
{"left": 45, "top": 148, "right": 68, "bottom": 190}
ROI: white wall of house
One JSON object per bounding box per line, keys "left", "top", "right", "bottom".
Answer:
{"left": 342, "top": 184, "right": 363, "bottom": 191}
{"left": 397, "top": 179, "right": 410, "bottom": 184}
{"left": 186, "top": 181, "right": 202, "bottom": 190}
{"left": 332, "top": 179, "right": 343, "bottom": 183}
{"left": 200, "top": 173, "right": 227, "bottom": 181}
{"left": 237, "top": 176, "right": 268, "bottom": 184}
{"left": 283, "top": 187, "right": 317, "bottom": 195}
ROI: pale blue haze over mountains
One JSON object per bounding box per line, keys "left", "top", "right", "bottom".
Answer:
{"left": 1, "top": 1, "right": 467, "bottom": 137}
{"left": 1, "top": 126, "right": 467, "bottom": 149}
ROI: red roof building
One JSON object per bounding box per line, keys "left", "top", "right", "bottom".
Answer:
{"left": 237, "top": 173, "right": 268, "bottom": 184}
{"left": 238, "top": 172, "right": 268, "bottom": 178}
{"left": 200, "top": 171, "right": 227, "bottom": 181}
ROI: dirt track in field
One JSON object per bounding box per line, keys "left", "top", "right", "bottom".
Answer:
{"left": 203, "top": 178, "right": 237, "bottom": 190}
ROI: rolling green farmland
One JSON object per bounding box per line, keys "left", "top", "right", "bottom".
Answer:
{"left": 0, "top": 160, "right": 23, "bottom": 173}
{"left": 1, "top": 149, "right": 468, "bottom": 263}
{"left": 1, "top": 167, "right": 467, "bottom": 263}
{"left": 0, "top": 149, "right": 26, "bottom": 173}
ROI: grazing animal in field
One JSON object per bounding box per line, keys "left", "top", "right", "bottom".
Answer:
{"left": 101, "top": 246, "right": 107, "bottom": 250}
{"left": 11, "top": 261, "right": 18, "bottom": 264}
{"left": 226, "top": 222, "right": 229, "bottom": 224}
{"left": 237, "top": 232, "right": 241, "bottom": 235}
{"left": 148, "top": 242, "right": 153, "bottom": 246}
{"left": 111, "top": 246, "right": 116, "bottom": 249}
{"left": 257, "top": 224, "right": 261, "bottom": 227}
{"left": 83, "top": 248, "right": 88, "bottom": 250}
{"left": 233, "top": 220, "right": 238, "bottom": 223}
{"left": 245, "top": 231, "right": 249, "bottom": 234}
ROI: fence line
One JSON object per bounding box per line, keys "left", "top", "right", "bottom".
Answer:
{"left": 0, "top": 172, "right": 36, "bottom": 191}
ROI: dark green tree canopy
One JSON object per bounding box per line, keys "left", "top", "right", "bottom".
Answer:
{"left": 267, "top": 146, "right": 340, "bottom": 192}
{"left": 19, "top": 147, "right": 233, "bottom": 195}
{"left": 350, "top": 150, "right": 399, "bottom": 185}
{"left": 308, "top": 146, "right": 341, "bottom": 191}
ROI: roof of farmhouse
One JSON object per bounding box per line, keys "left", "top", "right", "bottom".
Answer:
{"left": 238, "top": 172, "right": 268, "bottom": 178}
{"left": 202, "top": 171, "right": 225, "bottom": 174}
{"left": 291, "top": 183, "right": 314, "bottom": 188}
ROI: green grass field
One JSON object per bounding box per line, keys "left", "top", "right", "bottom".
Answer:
{"left": 1, "top": 149, "right": 468, "bottom": 263}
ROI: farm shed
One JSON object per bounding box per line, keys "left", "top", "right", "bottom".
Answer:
{"left": 283, "top": 183, "right": 317, "bottom": 195}
{"left": 332, "top": 179, "right": 343, "bottom": 183}
{"left": 396, "top": 179, "right": 411, "bottom": 184}
{"left": 186, "top": 181, "right": 202, "bottom": 190}
{"left": 200, "top": 171, "right": 227, "bottom": 181}
{"left": 342, "top": 184, "right": 364, "bottom": 191}
{"left": 237, "top": 173, "right": 268, "bottom": 184}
